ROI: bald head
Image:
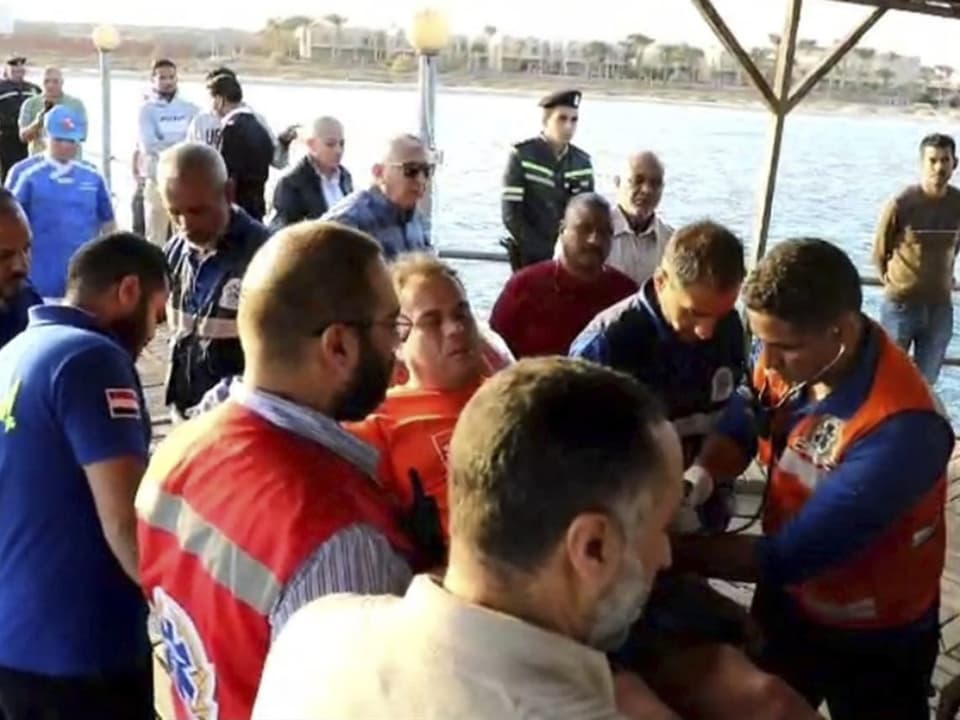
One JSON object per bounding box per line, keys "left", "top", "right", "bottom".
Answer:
{"left": 383, "top": 133, "right": 428, "bottom": 165}
{"left": 618, "top": 151, "right": 665, "bottom": 222}
{"left": 158, "top": 143, "right": 230, "bottom": 248}
{"left": 238, "top": 221, "right": 385, "bottom": 367}
{"left": 307, "top": 116, "right": 345, "bottom": 172}
{"left": 564, "top": 192, "right": 611, "bottom": 224}
{"left": 158, "top": 142, "right": 228, "bottom": 188}
{"left": 559, "top": 192, "right": 614, "bottom": 279}
{"left": 376, "top": 134, "right": 430, "bottom": 210}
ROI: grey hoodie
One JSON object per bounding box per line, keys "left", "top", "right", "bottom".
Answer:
{"left": 137, "top": 91, "right": 199, "bottom": 180}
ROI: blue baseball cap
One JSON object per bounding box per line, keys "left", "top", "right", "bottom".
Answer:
{"left": 44, "top": 105, "right": 85, "bottom": 143}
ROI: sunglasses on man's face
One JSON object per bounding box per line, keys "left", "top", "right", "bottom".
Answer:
{"left": 389, "top": 162, "right": 434, "bottom": 180}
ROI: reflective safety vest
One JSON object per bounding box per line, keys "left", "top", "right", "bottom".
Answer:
{"left": 501, "top": 135, "right": 594, "bottom": 267}
{"left": 164, "top": 208, "right": 269, "bottom": 413}
{"left": 757, "top": 330, "right": 946, "bottom": 629}
{"left": 347, "top": 382, "right": 481, "bottom": 539}
{"left": 136, "top": 402, "right": 412, "bottom": 720}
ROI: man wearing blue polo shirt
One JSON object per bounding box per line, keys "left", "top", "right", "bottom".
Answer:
{"left": 6, "top": 104, "right": 115, "bottom": 298}
{"left": 0, "top": 188, "right": 40, "bottom": 347}
{"left": 0, "top": 232, "right": 168, "bottom": 719}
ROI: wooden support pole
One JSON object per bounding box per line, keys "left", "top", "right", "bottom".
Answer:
{"left": 786, "top": 7, "right": 887, "bottom": 113}
{"left": 751, "top": 0, "right": 803, "bottom": 267}
{"left": 829, "top": 0, "right": 960, "bottom": 19}
{"left": 690, "top": 0, "right": 779, "bottom": 113}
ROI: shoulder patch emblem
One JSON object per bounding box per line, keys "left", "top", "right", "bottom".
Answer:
{"left": 105, "top": 388, "right": 141, "bottom": 419}
{"left": 711, "top": 367, "right": 735, "bottom": 403}
{"left": 218, "top": 278, "right": 242, "bottom": 311}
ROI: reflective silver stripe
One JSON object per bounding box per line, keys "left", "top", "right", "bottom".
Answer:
{"left": 137, "top": 482, "right": 284, "bottom": 614}
{"left": 913, "top": 522, "right": 937, "bottom": 548}
{"left": 564, "top": 168, "right": 594, "bottom": 178}
{"left": 672, "top": 409, "right": 725, "bottom": 438}
{"left": 803, "top": 596, "right": 878, "bottom": 622}
{"left": 777, "top": 446, "right": 827, "bottom": 490}
{"left": 520, "top": 160, "right": 553, "bottom": 177}
{"left": 168, "top": 308, "right": 238, "bottom": 340}
{"left": 524, "top": 173, "right": 555, "bottom": 189}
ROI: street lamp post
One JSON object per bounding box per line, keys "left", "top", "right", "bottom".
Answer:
{"left": 410, "top": 8, "right": 450, "bottom": 236}
{"left": 91, "top": 24, "right": 120, "bottom": 192}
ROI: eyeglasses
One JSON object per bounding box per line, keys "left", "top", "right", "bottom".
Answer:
{"left": 313, "top": 316, "right": 413, "bottom": 342}
{"left": 388, "top": 162, "right": 434, "bottom": 180}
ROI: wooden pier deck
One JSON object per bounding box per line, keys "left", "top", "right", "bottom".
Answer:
{"left": 137, "top": 330, "right": 960, "bottom": 718}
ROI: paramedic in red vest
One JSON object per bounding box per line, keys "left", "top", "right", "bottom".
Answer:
{"left": 136, "top": 221, "right": 415, "bottom": 720}
{"left": 675, "top": 238, "right": 951, "bottom": 720}
{"left": 490, "top": 192, "right": 637, "bottom": 357}
{"left": 347, "top": 252, "right": 487, "bottom": 546}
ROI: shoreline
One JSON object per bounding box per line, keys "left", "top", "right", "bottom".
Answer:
{"left": 55, "top": 58, "right": 960, "bottom": 122}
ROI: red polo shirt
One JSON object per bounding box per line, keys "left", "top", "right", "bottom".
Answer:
{"left": 490, "top": 260, "right": 638, "bottom": 358}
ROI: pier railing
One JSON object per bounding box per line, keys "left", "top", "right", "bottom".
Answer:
{"left": 436, "top": 247, "right": 960, "bottom": 369}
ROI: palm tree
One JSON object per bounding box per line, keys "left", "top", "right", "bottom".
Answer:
{"left": 584, "top": 40, "right": 610, "bottom": 78}
{"left": 324, "top": 13, "right": 347, "bottom": 62}
{"left": 623, "top": 32, "right": 654, "bottom": 76}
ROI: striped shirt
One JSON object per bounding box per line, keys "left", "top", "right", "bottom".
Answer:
{"left": 230, "top": 383, "right": 412, "bottom": 640}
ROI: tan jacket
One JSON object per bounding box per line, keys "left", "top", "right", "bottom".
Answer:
{"left": 253, "top": 575, "right": 626, "bottom": 720}
{"left": 873, "top": 184, "right": 960, "bottom": 304}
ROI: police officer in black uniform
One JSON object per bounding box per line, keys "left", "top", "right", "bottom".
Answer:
{"left": 501, "top": 89, "right": 594, "bottom": 270}
{"left": 0, "top": 57, "right": 39, "bottom": 181}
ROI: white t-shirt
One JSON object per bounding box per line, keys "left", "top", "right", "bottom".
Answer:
{"left": 253, "top": 574, "right": 626, "bottom": 720}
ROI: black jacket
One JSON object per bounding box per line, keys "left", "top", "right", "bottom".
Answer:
{"left": 269, "top": 156, "right": 353, "bottom": 232}
{"left": 501, "top": 135, "right": 594, "bottom": 268}
{"left": 164, "top": 207, "right": 270, "bottom": 413}
{"left": 0, "top": 80, "right": 39, "bottom": 176}
{"left": 218, "top": 109, "right": 274, "bottom": 222}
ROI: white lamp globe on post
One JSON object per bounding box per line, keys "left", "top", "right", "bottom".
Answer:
{"left": 410, "top": 8, "right": 450, "bottom": 236}
{"left": 91, "top": 24, "right": 120, "bottom": 192}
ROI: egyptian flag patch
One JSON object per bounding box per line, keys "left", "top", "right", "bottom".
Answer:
{"left": 105, "top": 388, "right": 141, "bottom": 419}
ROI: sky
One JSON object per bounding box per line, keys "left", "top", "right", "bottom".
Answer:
{"left": 9, "top": 0, "right": 960, "bottom": 66}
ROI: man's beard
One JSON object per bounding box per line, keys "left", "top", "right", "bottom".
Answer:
{"left": 108, "top": 295, "right": 150, "bottom": 359}
{"left": 331, "top": 333, "right": 394, "bottom": 421}
{"left": 586, "top": 552, "right": 652, "bottom": 651}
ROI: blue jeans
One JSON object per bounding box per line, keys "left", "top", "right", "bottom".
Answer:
{"left": 880, "top": 299, "right": 953, "bottom": 385}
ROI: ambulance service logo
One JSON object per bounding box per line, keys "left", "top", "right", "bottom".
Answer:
{"left": 153, "top": 587, "right": 219, "bottom": 720}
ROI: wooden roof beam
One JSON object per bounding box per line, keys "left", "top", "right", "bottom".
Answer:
{"left": 830, "top": 0, "right": 960, "bottom": 18}
{"left": 785, "top": 6, "right": 887, "bottom": 113}
{"left": 690, "top": 0, "right": 779, "bottom": 113}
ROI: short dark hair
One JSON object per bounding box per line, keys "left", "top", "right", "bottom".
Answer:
{"left": 238, "top": 221, "right": 384, "bottom": 365}
{"left": 920, "top": 133, "right": 956, "bottom": 158}
{"left": 66, "top": 232, "right": 168, "bottom": 300}
{"left": 0, "top": 187, "right": 25, "bottom": 222}
{"left": 662, "top": 220, "right": 745, "bottom": 291}
{"left": 565, "top": 191, "right": 610, "bottom": 219}
{"left": 742, "top": 238, "right": 862, "bottom": 332}
{"left": 205, "top": 65, "right": 236, "bottom": 82}
{"left": 207, "top": 74, "right": 242, "bottom": 104}
{"left": 449, "top": 357, "right": 669, "bottom": 574}
{"left": 151, "top": 58, "right": 176, "bottom": 74}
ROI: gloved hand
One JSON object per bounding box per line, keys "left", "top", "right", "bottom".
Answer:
{"left": 671, "top": 465, "right": 715, "bottom": 534}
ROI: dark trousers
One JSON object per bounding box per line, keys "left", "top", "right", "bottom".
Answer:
{"left": 0, "top": 661, "right": 154, "bottom": 720}
{"left": 754, "top": 585, "right": 938, "bottom": 720}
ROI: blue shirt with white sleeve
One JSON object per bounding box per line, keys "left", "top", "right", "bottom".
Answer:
{"left": 0, "top": 305, "right": 151, "bottom": 676}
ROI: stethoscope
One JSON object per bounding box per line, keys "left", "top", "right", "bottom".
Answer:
{"left": 717, "top": 339, "right": 847, "bottom": 535}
